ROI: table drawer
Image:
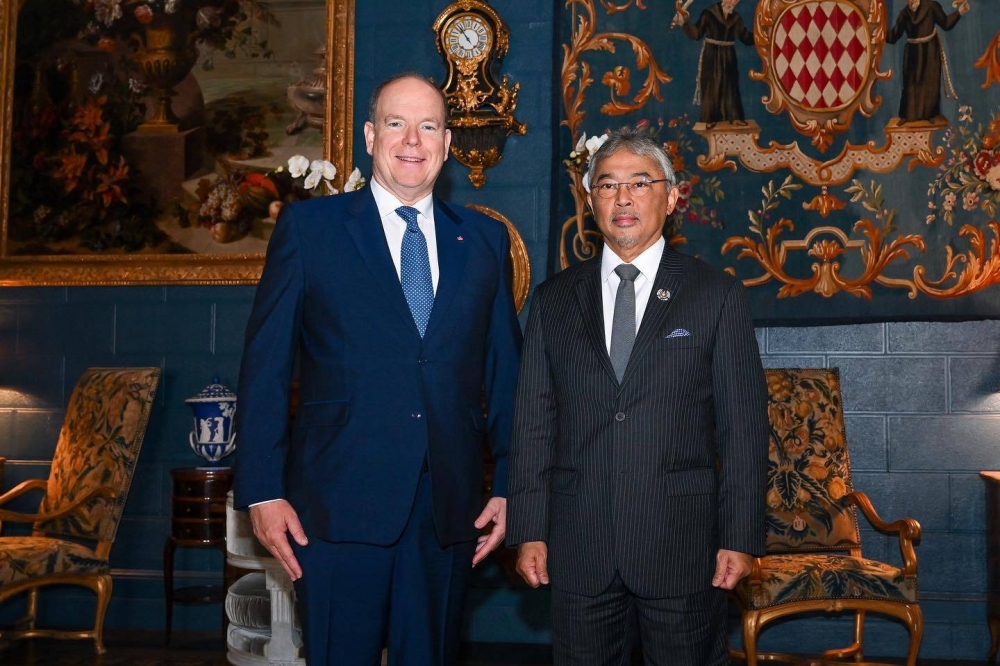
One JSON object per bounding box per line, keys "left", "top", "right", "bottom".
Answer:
{"left": 171, "top": 517, "right": 225, "bottom": 542}
{"left": 172, "top": 475, "right": 233, "bottom": 499}
{"left": 172, "top": 497, "right": 227, "bottom": 520}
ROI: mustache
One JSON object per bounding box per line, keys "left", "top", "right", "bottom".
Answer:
{"left": 611, "top": 208, "right": 639, "bottom": 221}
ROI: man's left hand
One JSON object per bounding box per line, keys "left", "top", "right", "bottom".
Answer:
{"left": 472, "top": 497, "right": 507, "bottom": 567}
{"left": 712, "top": 549, "right": 753, "bottom": 589}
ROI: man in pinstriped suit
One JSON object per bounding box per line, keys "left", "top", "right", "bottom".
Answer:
{"left": 507, "top": 126, "right": 768, "bottom": 665}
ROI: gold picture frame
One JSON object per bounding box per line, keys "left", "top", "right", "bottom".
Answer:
{"left": 0, "top": 0, "right": 354, "bottom": 285}
{"left": 466, "top": 204, "right": 530, "bottom": 314}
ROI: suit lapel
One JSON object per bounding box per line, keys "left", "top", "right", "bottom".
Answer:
{"left": 423, "top": 199, "right": 467, "bottom": 342}
{"left": 343, "top": 189, "right": 420, "bottom": 337}
{"left": 620, "top": 246, "right": 685, "bottom": 386}
{"left": 574, "top": 259, "right": 619, "bottom": 385}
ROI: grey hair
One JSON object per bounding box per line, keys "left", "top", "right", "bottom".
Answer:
{"left": 585, "top": 125, "right": 677, "bottom": 191}
{"left": 368, "top": 72, "right": 449, "bottom": 124}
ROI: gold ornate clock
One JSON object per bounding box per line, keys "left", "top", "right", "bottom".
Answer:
{"left": 433, "top": 0, "right": 526, "bottom": 188}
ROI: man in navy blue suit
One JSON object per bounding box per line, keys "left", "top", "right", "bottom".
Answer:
{"left": 233, "top": 73, "right": 522, "bottom": 665}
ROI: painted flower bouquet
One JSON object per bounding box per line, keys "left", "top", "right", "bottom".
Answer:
{"left": 77, "top": 0, "right": 278, "bottom": 68}
{"left": 7, "top": 71, "right": 162, "bottom": 252}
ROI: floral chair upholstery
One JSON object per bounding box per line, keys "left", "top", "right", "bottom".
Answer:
{"left": 733, "top": 368, "right": 922, "bottom": 666}
{"left": 0, "top": 367, "right": 160, "bottom": 654}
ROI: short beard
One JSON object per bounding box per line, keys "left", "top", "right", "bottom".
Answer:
{"left": 612, "top": 235, "right": 639, "bottom": 249}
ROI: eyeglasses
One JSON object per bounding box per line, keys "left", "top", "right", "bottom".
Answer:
{"left": 591, "top": 178, "right": 671, "bottom": 199}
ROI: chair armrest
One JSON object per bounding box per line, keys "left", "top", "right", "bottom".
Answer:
{"left": 739, "top": 556, "right": 765, "bottom": 585}
{"left": 843, "top": 490, "right": 920, "bottom": 576}
{"left": 0, "top": 479, "right": 48, "bottom": 507}
{"left": 0, "top": 485, "right": 118, "bottom": 525}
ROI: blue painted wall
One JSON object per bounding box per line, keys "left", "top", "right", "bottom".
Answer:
{"left": 0, "top": 1, "right": 997, "bottom": 662}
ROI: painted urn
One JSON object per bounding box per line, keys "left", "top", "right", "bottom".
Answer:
{"left": 185, "top": 376, "right": 237, "bottom": 467}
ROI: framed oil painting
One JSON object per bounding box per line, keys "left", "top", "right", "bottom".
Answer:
{"left": 0, "top": 0, "right": 354, "bottom": 284}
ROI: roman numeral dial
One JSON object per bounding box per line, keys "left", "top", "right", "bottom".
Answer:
{"left": 444, "top": 13, "right": 492, "bottom": 62}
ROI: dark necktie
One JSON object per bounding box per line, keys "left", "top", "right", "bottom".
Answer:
{"left": 610, "top": 263, "right": 640, "bottom": 382}
{"left": 396, "top": 206, "right": 434, "bottom": 337}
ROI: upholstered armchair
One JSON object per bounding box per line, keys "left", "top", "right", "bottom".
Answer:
{"left": 0, "top": 367, "right": 160, "bottom": 654}
{"left": 732, "top": 367, "right": 922, "bottom": 666}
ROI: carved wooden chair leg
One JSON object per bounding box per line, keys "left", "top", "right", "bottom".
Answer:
{"left": 18, "top": 588, "right": 39, "bottom": 631}
{"left": 819, "top": 610, "right": 865, "bottom": 661}
{"left": 852, "top": 609, "right": 866, "bottom": 662}
{"left": 742, "top": 609, "right": 761, "bottom": 666}
{"left": 904, "top": 604, "right": 923, "bottom": 666}
{"left": 92, "top": 574, "right": 112, "bottom": 655}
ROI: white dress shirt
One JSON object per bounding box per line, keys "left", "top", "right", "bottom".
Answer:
{"left": 370, "top": 178, "right": 440, "bottom": 294}
{"left": 601, "top": 236, "right": 665, "bottom": 354}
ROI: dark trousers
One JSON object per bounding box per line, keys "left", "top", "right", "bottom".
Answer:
{"left": 292, "top": 468, "right": 475, "bottom": 665}
{"left": 551, "top": 575, "right": 728, "bottom": 666}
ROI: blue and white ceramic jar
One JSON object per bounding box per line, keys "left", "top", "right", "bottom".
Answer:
{"left": 185, "top": 376, "right": 237, "bottom": 467}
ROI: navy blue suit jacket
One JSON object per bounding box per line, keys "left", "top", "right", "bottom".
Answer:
{"left": 233, "top": 187, "right": 522, "bottom": 547}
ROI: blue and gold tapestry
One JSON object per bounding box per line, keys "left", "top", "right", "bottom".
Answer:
{"left": 555, "top": 0, "right": 1000, "bottom": 323}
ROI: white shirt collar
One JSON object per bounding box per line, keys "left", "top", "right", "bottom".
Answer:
{"left": 370, "top": 178, "right": 434, "bottom": 222}
{"left": 601, "top": 235, "right": 665, "bottom": 283}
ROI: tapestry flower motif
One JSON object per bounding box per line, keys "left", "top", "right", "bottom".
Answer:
{"left": 927, "top": 106, "right": 1000, "bottom": 224}
{"left": 763, "top": 368, "right": 859, "bottom": 552}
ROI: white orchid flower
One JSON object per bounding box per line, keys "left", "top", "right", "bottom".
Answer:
{"left": 585, "top": 133, "right": 609, "bottom": 159}
{"left": 310, "top": 160, "right": 337, "bottom": 181}
{"left": 303, "top": 170, "right": 323, "bottom": 190}
{"left": 344, "top": 168, "right": 365, "bottom": 192}
{"left": 575, "top": 133, "right": 587, "bottom": 154}
{"left": 287, "top": 155, "right": 310, "bottom": 178}
{"left": 325, "top": 181, "right": 340, "bottom": 195}
{"left": 581, "top": 171, "right": 591, "bottom": 192}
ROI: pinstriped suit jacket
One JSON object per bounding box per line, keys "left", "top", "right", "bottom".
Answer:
{"left": 506, "top": 244, "right": 768, "bottom": 598}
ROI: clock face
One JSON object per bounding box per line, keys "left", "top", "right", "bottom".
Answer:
{"left": 445, "top": 13, "right": 492, "bottom": 62}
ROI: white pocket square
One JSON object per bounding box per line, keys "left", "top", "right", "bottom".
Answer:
{"left": 665, "top": 328, "right": 691, "bottom": 338}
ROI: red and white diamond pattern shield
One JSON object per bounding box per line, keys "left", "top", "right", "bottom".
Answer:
{"left": 772, "top": 1, "right": 869, "bottom": 110}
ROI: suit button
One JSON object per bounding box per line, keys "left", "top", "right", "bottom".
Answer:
{"left": 615, "top": 412, "right": 626, "bottom": 422}
{"left": 418, "top": 358, "right": 427, "bottom": 365}
{"left": 411, "top": 412, "right": 422, "bottom": 419}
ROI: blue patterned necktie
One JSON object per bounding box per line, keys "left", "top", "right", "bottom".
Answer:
{"left": 396, "top": 205, "right": 434, "bottom": 337}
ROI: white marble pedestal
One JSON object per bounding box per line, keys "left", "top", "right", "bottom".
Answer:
{"left": 225, "top": 492, "right": 304, "bottom": 666}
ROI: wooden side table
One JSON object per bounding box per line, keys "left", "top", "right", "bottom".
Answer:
{"left": 983, "top": 471, "right": 1000, "bottom": 662}
{"left": 163, "top": 466, "right": 233, "bottom": 646}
